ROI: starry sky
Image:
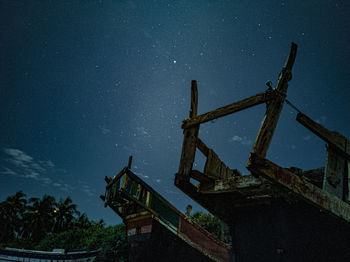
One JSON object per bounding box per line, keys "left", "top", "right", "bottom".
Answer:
{"left": 1, "top": 0, "right": 350, "bottom": 225}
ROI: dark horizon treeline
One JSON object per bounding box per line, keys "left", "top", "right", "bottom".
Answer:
{"left": 0, "top": 191, "right": 127, "bottom": 261}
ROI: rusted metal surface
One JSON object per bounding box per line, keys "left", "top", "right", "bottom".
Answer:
{"left": 247, "top": 153, "right": 350, "bottom": 223}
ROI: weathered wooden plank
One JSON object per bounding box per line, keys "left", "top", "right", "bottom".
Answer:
{"left": 177, "top": 81, "right": 199, "bottom": 184}
{"left": 251, "top": 43, "right": 298, "bottom": 158}
{"left": 348, "top": 161, "right": 350, "bottom": 201}
{"left": 247, "top": 153, "right": 350, "bottom": 223}
{"left": 190, "top": 169, "right": 214, "bottom": 183}
{"left": 196, "top": 138, "right": 210, "bottom": 157}
{"left": 204, "top": 149, "right": 222, "bottom": 179}
{"left": 198, "top": 175, "right": 267, "bottom": 195}
{"left": 128, "top": 155, "right": 133, "bottom": 169}
{"left": 296, "top": 112, "right": 350, "bottom": 160}
{"left": 324, "top": 145, "right": 346, "bottom": 200}
{"left": 190, "top": 80, "right": 198, "bottom": 118}
{"left": 301, "top": 167, "right": 324, "bottom": 188}
{"left": 182, "top": 91, "right": 274, "bottom": 129}
{"left": 174, "top": 175, "right": 233, "bottom": 222}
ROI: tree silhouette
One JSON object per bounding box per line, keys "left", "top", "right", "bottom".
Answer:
{"left": 53, "top": 197, "right": 79, "bottom": 233}
{"left": 0, "top": 191, "right": 27, "bottom": 243}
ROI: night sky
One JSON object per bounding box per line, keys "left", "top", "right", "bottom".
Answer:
{"left": 1, "top": 0, "right": 350, "bottom": 225}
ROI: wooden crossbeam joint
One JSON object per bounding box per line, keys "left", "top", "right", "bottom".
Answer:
{"left": 251, "top": 42, "right": 298, "bottom": 158}
{"left": 182, "top": 90, "right": 274, "bottom": 129}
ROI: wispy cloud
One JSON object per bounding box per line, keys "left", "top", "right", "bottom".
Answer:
{"left": 1, "top": 147, "right": 72, "bottom": 193}
{"left": 0, "top": 167, "right": 17, "bottom": 176}
{"left": 78, "top": 181, "right": 95, "bottom": 197}
{"left": 230, "top": 135, "right": 252, "bottom": 146}
{"left": 3, "top": 148, "right": 33, "bottom": 162}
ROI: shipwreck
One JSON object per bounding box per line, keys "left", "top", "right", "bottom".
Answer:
{"left": 102, "top": 156, "right": 232, "bottom": 262}
{"left": 103, "top": 42, "right": 350, "bottom": 261}
{"left": 175, "top": 42, "right": 350, "bottom": 261}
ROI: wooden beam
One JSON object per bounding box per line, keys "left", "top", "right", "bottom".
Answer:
{"left": 182, "top": 91, "right": 273, "bottom": 129}
{"left": 196, "top": 138, "right": 209, "bottom": 157}
{"left": 324, "top": 145, "right": 347, "bottom": 200}
{"left": 247, "top": 153, "right": 350, "bottom": 223}
{"left": 198, "top": 175, "right": 268, "bottom": 195}
{"left": 296, "top": 112, "right": 350, "bottom": 160}
{"left": 174, "top": 176, "right": 235, "bottom": 223}
{"left": 177, "top": 81, "right": 199, "bottom": 183}
{"left": 190, "top": 169, "right": 214, "bottom": 183}
{"left": 190, "top": 80, "right": 198, "bottom": 118}
{"left": 128, "top": 155, "right": 133, "bottom": 169}
{"left": 251, "top": 42, "right": 298, "bottom": 158}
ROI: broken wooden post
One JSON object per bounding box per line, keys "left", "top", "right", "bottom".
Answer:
{"left": 296, "top": 112, "right": 350, "bottom": 201}
{"left": 128, "top": 155, "right": 133, "bottom": 169}
{"left": 176, "top": 80, "right": 199, "bottom": 185}
{"left": 251, "top": 42, "right": 298, "bottom": 158}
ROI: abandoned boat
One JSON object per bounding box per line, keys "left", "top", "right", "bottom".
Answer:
{"left": 0, "top": 247, "right": 100, "bottom": 262}
{"left": 175, "top": 43, "right": 350, "bottom": 261}
{"left": 102, "top": 162, "right": 232, "bottom": 262}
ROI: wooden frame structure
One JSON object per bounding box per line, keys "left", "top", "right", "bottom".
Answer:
{"left": 175, "top": 42, "right": 350, "bottom": 224}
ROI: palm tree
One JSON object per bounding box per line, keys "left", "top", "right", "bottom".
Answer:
{"left": 25, "top": 195, "right": 56, "bottom": 243}
{"left": 75, "top": 213, "right": 92, "bottom": 229}
{"left": 0, "top": 191, "right": 27, "bottom": 242}
{"left": 53, "top": 197, "right": 79, "bottom": 233}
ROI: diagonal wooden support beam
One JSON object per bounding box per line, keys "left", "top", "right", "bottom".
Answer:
{"left": 247, "top": 153, "right": 350, "bottom": 223}
{"left": 251, "top": 43, "right": 298, "bottom": 158}
{"left": 182, "top": 91, "right": 274, "bottom": 129}
{"left": 296, "top": 112, "right": 350, "bottom": 200}
{"left": 296, "top": 112, "right": 350, "bottom": 160}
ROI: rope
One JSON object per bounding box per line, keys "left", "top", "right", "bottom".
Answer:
{"left": 265, "top": 80, "right": 302, "bottom": 114}
{"left": 285, "top": 99, "right": 302, "bottom": 113}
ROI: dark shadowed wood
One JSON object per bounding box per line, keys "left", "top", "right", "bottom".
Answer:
{"left": 203, "top": 149, "right": 236, "bottom": 180}
{"left": 196, "top": 138, "right": 210, "bottom": 157}
{"left": 182, "top": 91, "right": 274, "bottom": 129}
{"left": 190, "top": 169, "right": 215, "bottom": 183}
{"left": 190, "top": 80, "right": 198, "bottom": 118}
{"left": 177, "top": 81, "right": 199, "bottom": 184}
{"left": 204, "top": 149, "right": 222, "bottom": 178}
{"left": 128, "top": 155, "right": 133, "bottom": 169}
{"left": 324, "top": 145, "right": 346, "bottom": 200}
{"left": 301, "top": 167, "right": 324, "bottom": 188}
{"left": 251, "top": 42, "right": 298, "bottom": 158}
{"left": 247, "top": 152, "right": 350, "bottom": 223}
